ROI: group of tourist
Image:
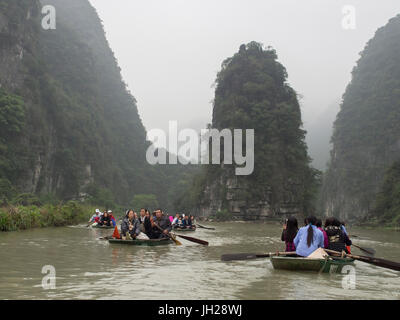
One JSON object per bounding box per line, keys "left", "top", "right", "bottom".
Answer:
{"left": 171, "top": 213, "right": 196, "bottom": 230}
{"left": 281, "top": 216, "right": 352, "bottom": 257}
{"left": 88, "top": 209, "right": 117, "bottom": 227}
{"left": 119, "top": 208, "right": 173, "bottom": 240}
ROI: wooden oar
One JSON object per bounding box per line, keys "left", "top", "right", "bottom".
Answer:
{"left": 176, "top": 234, "right": 208, "bottom": 246}
{"left": 352, "top": 244, "right": 376, "bottom": 256}
{"left": 86, "top": 221, "right": 95, "bottom": 227}
{"left": 221, "top": 251, "right": 297, "bottom": 262}
{"left": 325, "top": 249, "right": 400, "bottom": 272}
{"left": 197, "top": 224, "right": 215, "bottom": 230}
{"left": 153, "top": 223, "right": 182, "bottom": 246}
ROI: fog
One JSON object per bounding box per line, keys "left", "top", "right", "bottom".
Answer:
{"left": 89, "top": 0, "right": 400, "bottom": 169}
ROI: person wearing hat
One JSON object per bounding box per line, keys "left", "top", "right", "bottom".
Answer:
{"left": 88, "top": 209, "right": 101, "bottom": 223}
{"left": 108, "top": 210, "right": 117, "bottom": 227}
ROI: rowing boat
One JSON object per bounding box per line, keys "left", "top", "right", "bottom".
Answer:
{"left": 173, "top": 227, "right": 196, "bottom": 232}
{"left": 90, "top": 224, "right": 114, "bottom": 229}
{"left": 270, "top": 256, "right": 355, "bottom": 273}
{"left": 108, "top": 238, "right": 173, "bottom": 246}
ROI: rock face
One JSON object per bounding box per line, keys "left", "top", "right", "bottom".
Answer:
{"left": 189, "top": 42, "right": 319, "bottom": 220}
{"left": 322, "top": 14, "right": 400, "bottom": 220}
{"left": 0, "top": 0, "right": 190, "bottom": 208}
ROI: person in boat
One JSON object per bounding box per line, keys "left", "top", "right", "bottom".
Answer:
{"left": 89, "top": 209, "right": 101, "bottom": 223}
{"left": 281, "top": 216, "right": 298, "bottom": 252}
{"left": 316, "top": 218, "right": 329, "bottom": 249}
{"left": 99, "top": 211, "right": 113, "bottom": 226}
{"left": 172, "top": 213, "right": 180, "bottom": 226}
{"left": 107, "top": 210, "right": 117, "bottom": 227}
{"left": 121, "top": 209, "right": 141, "bottom": 240}
{"left": 150, "top": 208, "right": 172, "bottom": 239}
{"left": 324, "top": 217, "right": 352, "bottom": 254}
{"left": 181, "top": 215, "right": 193, "bottom": 229}
{"left": 190, "top": 215, "right": 196, "bottom": 227}
{"left": 293, "top": 216, "right": 325, "bottom": 257}
{"left": 139, "top": 208, "right": 146, "bottom": 228}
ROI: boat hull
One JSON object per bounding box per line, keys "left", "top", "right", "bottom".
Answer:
{"left": 271, "top": 256, "right": 354, "bottom": 273}
{"left": 91, "top": 224, "right": 114, "bottom": 229}
{"left": 173, "top": 228, "right": 196, "bottom": 232}
{"left": 108, "top": 238, "right": 173, "bottom": 246}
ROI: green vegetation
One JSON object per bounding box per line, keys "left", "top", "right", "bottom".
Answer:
{"left": 176, "top": 42, "right": 319, "bottom": 215}
{"left": 322, "top": 14, "right": 400, "bottom": 221}
{"left": 373, "top": 160, "right": 400, "bottom": 226}
{"left": 0, "top": 0, "right": 195, "bottom": 212}
{"left": 131, "top": 194, "right": 159, "bottom": 211}
{"left": 0, "top": 201, "right": 93, "bottom": 231}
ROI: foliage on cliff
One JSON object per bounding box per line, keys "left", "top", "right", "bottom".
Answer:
{"left": 373, "top": 160, "right": 400, "bottom": 226}
{"left": 0, "top": 0, "right": 193, "bottom": 210}
{"left": 176, "top": 42, "right": 320, "bottom": 215}
{"left": 322, "top": 14, "right": 400, "bottom": 219}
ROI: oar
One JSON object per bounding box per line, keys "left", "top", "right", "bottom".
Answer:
{"left": 86, "top": 221, "right": 95, "bottom": 227}
{"left": 221, "top": 251, "right": 297, "bottom": 262}
{"left": 325, "top": 249, "right": 400, "bottom": 272}
{"left": 175, "top": 234, "right": 208, "bottom": 246}
{"left": 197, "top": 224, "right": 215, "bottom": 230}
{"left": 153, "top": 223, "right": 182, "bottom": 246}
{"left": 352, "top": 244, "right": 376, "bottom": 256}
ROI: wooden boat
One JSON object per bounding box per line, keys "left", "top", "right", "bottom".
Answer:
{"left": 108, "top": 238, "right": 173, "bottom": 246}
{"left": 173, "top": 227, "right": 196, "bottom": 232}
{"left": 270, "top": 256, "right": 355, "bottom": 273}
{"left": 90, "top": 224, "right": 114, "bottom": 229}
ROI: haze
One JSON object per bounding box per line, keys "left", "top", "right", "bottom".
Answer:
{"left": 88, "top": 0, "right": 400, "bottom": 169}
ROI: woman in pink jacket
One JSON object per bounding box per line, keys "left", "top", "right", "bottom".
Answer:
{"left": 316, "top": 218, "right": 329, "bottom": 248}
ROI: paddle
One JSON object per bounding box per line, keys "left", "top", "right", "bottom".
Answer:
{"left": 325, "top": 249, "right": 400, "bottom": 272}
{"left": 176, "top": 234, "right": 208, "bottom": 246}
{"left": 153, "top": 223, "right": 182, "bottom": 246}
{"left": 86, "top": 221, "right": 95, "bottom": 227}
{"left": 352, "top": 244, "right": 376, "bottom": 256}
{"left": 197, "top": 224, "right": 215, "bottom": 230}
{"left": 221, "top": 251, "right": 297, "bottom": 262}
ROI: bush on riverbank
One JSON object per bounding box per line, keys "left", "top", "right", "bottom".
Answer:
{"left": 0, "top": 201, "right": 93, "bottom": 231}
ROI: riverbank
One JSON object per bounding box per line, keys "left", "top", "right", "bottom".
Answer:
{"left": 0, "top": 201, "right": 94, "bottom": 232}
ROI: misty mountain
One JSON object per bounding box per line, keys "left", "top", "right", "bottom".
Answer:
{"left": 321, "top": 14, "right": 400, "bottom": 220}
{"left": 0, "top": 0, "right": 191, "bottom": 209}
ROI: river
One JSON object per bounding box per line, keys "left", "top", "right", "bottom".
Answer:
{"left": 0, "top": 222, "right": 399, "bottom": 300}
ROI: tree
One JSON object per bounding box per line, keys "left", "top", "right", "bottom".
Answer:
{"left": 131, "top": 194, "right": 159, "bottom": 211}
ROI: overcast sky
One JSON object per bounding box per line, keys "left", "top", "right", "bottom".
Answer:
{"left": 89, "top": 0, "right": 400, "bottom": 149}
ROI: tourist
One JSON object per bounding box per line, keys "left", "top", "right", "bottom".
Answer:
{"left": 316, "top": 218, "right": 329, "bottom": 249}
{"left": 99, "top": 211, "right": 112, "bottom": 226}
{"left": 151, "top": 209, "right": 172, "bottom": 239}
{"left": 281, "top": 216, "right": 298, "bottom": 252}
{"left": 325, "top": 217, "right": 352, "bottom": 253}
{"left": 89, "top": 209, "right": 101, "bottom": 223}
{"left": 190, "top": 215, "right": 196, "bottom": 227}
{"left": 121, "top": 209, "right": 140, "bottom": 240}
{"left": 172, "top": 213, "right": 180, "bottom": 226}
{"left": 293, "top": 216, "right": 325, "bottom": 257}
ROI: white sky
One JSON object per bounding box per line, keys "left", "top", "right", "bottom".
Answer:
{"left": 89, "top": 0, "right": 400, "bottom": 145}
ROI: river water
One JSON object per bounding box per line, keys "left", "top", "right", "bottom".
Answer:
{"left": 0, "top": 222, "right": 399, "bottom": 300}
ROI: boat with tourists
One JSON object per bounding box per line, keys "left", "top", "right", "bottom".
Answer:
{"left": 270, "top": 255, "right": 355, "bottom": 273}
{"left": 109, "top": 238, "right": 173, "bottom": 246}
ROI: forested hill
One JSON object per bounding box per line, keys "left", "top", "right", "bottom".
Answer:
{"left": 0, "top": 0, "right": 192, "bottom": 209}
{"left": 175, "top": 42, "right": 320, "bottom": 219}
{"left": 322, "top": 14, "right": 400, "bottom": 221}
